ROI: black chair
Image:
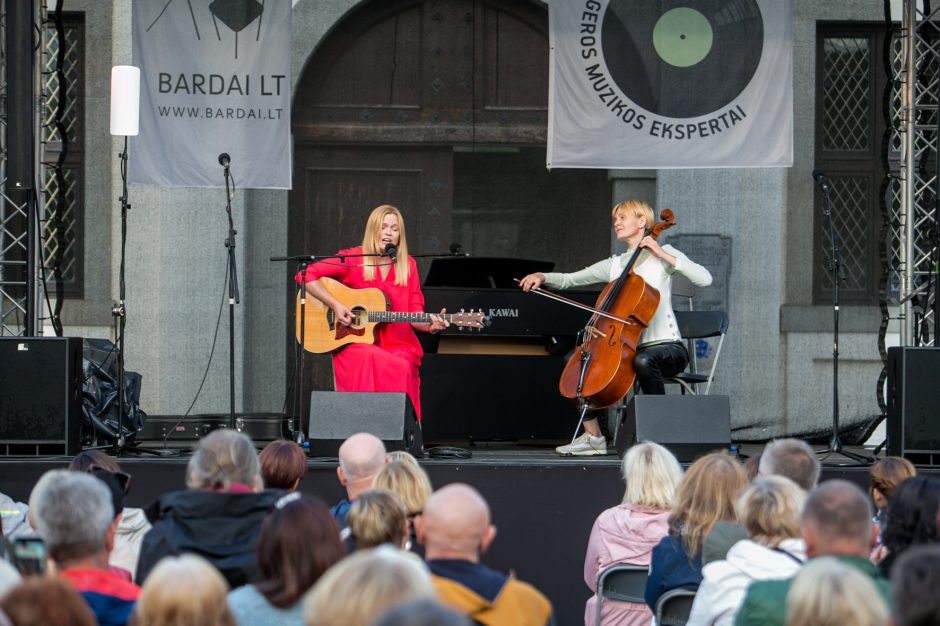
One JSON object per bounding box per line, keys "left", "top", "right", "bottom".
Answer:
{"left": 655, "top": 588, "right": 697, "bottom": 626}
{"left": 667, "top": 310, "right": 729, "bottom": 395}
{"left": 594, "top": 563, "right": 649, "bottom": 626}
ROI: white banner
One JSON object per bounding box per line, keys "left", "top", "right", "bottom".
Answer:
{"left": 129, "top": 0, "right": 291, "bottom": 188}
{"left": 547, "top": 0, "right": 792, "bottom": 169}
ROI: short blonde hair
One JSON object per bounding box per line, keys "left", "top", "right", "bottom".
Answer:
{"left": 373, "top": 460, "right": 433, "bottom": 516}
{"left": 784, "top": 557, "right": 888, "bottom": 626}
{"left": 186, "top": 429, "right": 261, "bottom": 492}
{"left": 611, "top": 199, "right": 654, "bottom": 229}
{"left": 386, "top": 450, "right": 421, "bottom": 467}
{"left": 737, "top": 476, "right": 805, "bottom": 547}
{"left": 303, "top": 546, "right": 434, "bottom": 626}
{"left": 347, "top": 488, "right": 409, "bottom": 549}
{"left": 621, "top": 442, "right": 683, "bottom": 509}
{"left": 132, "top": 554, "right": 235, "bottom": 626}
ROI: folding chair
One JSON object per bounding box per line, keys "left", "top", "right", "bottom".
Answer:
{"left": 655, "top": 588, "right": 697, "bottom": 626}
{"left": 666, "top": 310, "right": 729, "bottom": 395}
{"left": 594, "top": 563, "right": 649, "bottom": 626}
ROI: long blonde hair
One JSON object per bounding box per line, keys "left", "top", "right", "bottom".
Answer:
{"left": 621, "top": 441, "right": 683, "bottom": 509}
{"left": 361, "top": 204, "right": 410, "bottom": 285}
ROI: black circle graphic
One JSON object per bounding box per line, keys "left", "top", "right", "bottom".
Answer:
{"left": 601, "top": 0, "right": 764, "bottom": 119}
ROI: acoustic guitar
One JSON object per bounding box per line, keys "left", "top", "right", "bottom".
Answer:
{"left": 295, "top": 277, "right": 489, "bottom": 354}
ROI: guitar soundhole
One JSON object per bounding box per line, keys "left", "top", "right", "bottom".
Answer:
{"left": 350, "top": 307, "right": 367, "bottom": 329}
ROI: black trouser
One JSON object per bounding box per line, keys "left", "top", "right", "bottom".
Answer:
{"left": 632, "top": 341, "right": 689, "bottom": 395}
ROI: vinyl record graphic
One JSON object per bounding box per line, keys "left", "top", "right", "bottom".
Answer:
{"left": 601, "top": 0, "right": 763, "bottom": 119}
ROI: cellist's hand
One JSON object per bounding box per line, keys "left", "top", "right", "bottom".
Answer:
{"left": 638, "top": 236, "right": 676, "bottom": 266}
{"left": 519, "top": 273, "right": 546, "bottom": 292}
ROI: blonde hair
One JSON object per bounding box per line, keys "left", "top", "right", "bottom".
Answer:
{"left": 373, "top": 460, "right": 433, "bottom": 516}
{"left": 737, "top": 476, "right": 806, "bottom": 547}
{"left": 621, "top": 442, "right": 683, "bottom": 509}
{"left": 784, "top": 557, "right": 888, "bottom": 626}
{"left": 303, "top": 545, "right": 434, "bottom": 626}
{"left": 361, "top": 205, "right": 409, "bottom": 285}
{"left": 669, "top": 452, "right": 748, "bottom": 556}
{"left": 347, "top": 488, "right": 409, "bottom": 549}
{"left": 611, "top": 199, "right": 654, "bottom": 230}
{"left": 186, "top": 429, "right": 261, "bottom": 492}
{"left": 132, "top": 555, "right": 235, "bottom": 626}
{"left": 386, "top": 450, "right": 421, "bottom": 467}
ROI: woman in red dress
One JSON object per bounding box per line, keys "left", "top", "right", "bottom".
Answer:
{"left": 296, "top": 205, "right": 448, "bottom": 420}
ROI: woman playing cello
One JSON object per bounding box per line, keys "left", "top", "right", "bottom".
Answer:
{"left": 519, "top": 200, "right": 712, "bottom": 456}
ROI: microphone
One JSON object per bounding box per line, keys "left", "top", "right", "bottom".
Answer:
{"left": 812, "top": 169, "right": 829, "bottom": 191}
{"left": 218, "top": 153, "right": 231, "bottom": 167}
{"left": 383, "top": 243, "right": 397, "bottom": 262}
{"left": 449, "top": 242, "right": 469, "bottom": 257}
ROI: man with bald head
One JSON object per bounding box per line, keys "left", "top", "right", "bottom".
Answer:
{"left": 735, "top": 479, "right": 892, "bottom": 626}
{"left": 414, "top": 483, "right": 555, "bottom": 626}
{"left": 331, "top": 432, "right": 387, "bottom": 528}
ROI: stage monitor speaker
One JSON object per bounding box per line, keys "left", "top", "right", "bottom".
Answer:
{"left": 615, "top": 395, "right": 732, "bottom": 462}
{"left": 308, "top": 391, "right": 422, "bottom": 458}
{"left": 0, "top": 337, "right": 82, "bottom": 455}
{"left": 886, "top": 346, "right": 940, "bottom": 459}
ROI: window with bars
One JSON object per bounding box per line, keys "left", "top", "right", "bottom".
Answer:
{"left": 41, "top": 14, "right": 84, "bottom": 298}
{"left": 813, "top": 25, "right": 889, "bottom": 305}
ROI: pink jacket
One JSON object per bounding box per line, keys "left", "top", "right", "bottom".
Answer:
{"left": 584, "top": 502, "right": 671, "bottom": 626}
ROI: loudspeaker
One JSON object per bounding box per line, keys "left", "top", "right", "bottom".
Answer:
{"left": 615, "top": 395, "right": 732, "bottom": 462}
{"left": 0, "top": 337, "right": 82, "bottom": 455}
{"left": 308, "top": 391, "right": 422, "bottom": 457}
{"left": 886, "top": 347, "right": 940, "bottom": 458}
{"left": 5, "top": 0, "right": 34, "bottom": 190}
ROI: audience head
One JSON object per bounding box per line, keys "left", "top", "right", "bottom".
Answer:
{"left": 759, "top": 438, "right": 820, "bottom": 491}
{"left": 621, "top": 441, "right": 683, "bottom": 508}
{"left": 255, "top": 494, "right": 345, "bottom": 608}
{"left": 784, "top": 556, "right": 888, "bottom": 626}
{"left": 32, "top": 470, "right": 115, "bottom": 566}
{"left": 669, "top": 452, "right": 747, "bottom": 556}
{"left": 337, "top": 433, "right": 388, "bottom": 499}
{"left": 386, "top": 450, "right": 421, "bottom": 467}
{"left": 891, "top": 544, "right": 940, "bottom": 626}
{"left": 68, "top": 449, "right": 121, "bottom": 472}
{"left": 415, "top": 483, "right": 496, "bottom": 561}
{"left": 370, "top": 598, "right": 472, "bottom": 626}
{"left": 187, "top": 429, "right": 262, "bottom": 492}
{"left": 131, "top": 554, "right": 234, "bottom": 626}
{"left": 870, "top": 457, "right": 916, "bottom": 510}
{"left": 743, "top": 453, "right": 762, "bottom": 481}
{"left": 880, "top": 476, "right": 940, "bottom": 573}
{"left": 373, "top": 460, "right": 433, "bottom": 517}
{"left": 258, "top": 440, "right": 308, "bottom": 491}
{"left": 737, "top": 476, "right": 806, "bottom": 547}
{"left": 303, "top": 545, "right": 434, "bottom": 626}
{"left": 68, "top": 450, "right": 130, "bottom": 516}
{"left": 347, "top": 489, "right": 409, "bottom": 549}
{"left": 0, "top": 576, "right": 96, "bottom": 626}
{"left": 801, "top": 479, "right": 874, "bottom": 558}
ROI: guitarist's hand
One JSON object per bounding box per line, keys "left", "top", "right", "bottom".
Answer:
{"left": 333, "top": 303, "right": 354, "bottom": 326}
{"left": 428, "top": 308, "right": 450, "bottom": 334}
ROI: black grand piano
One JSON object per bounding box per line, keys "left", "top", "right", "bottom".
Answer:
{"left": 418, "top": 257, "right": 600, "bottom": 444}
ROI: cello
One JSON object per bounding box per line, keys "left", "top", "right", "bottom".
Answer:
{"left": 546, "top": 209, "right": 676, "bottom": 410}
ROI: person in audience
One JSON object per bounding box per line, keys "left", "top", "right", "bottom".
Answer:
{"left": 387, "top": 450, "right": 422, "bottom": 466}
{"left": 735, "top": 479, "right": 891, "bottom": 626}
{"left": 347, "top": 489, "right": 410, "bottom": 550}
{"left": 0, "top": 492, "right": 29, "bottom": 539}
{"left": 703, "top": 439, "right": 819, "bottom": 564}
{"left": 891, "top": 544, "right": 940, "bottom": 626}
{"left": 129, "top": 554, "right": 234, "bottom": 626}
{"left": 416, "top": 483, "right": 555, "bottom": 626}
{"left": 869, "top": 457, "right": 916, "bottom": 533}
{"left": 875, "top": 475, "right": 940, "bottom": 576}
{"left": 373, "top": 460, "right": 433, "bottom": 552}
{"left": 227, "top": 494, "right": 344, "bottom": 626}
{"left": 32, "top": 470, "right": 140, "bottom": 626}
{"left": 258, "top": 440, "right": 308, "bottom": 491}
{"left": 135, "top": 429, "right": 283, "bottom": 588}
{"left": 369, "top": 598, "right": 472, "bottom": 626}
{"left": 303, "top": 545, "right": 434, "bottom": 626}
{"left": 332, "top": 433, "right": 388, "bottom": 528}
{"left": 783, "top": 557, "right": 888, "bottom": 626}
{"left": 0, "top": 576, "right": 97, "bottom": 626}
{"left": 583, "top": 441, "right": 683, "bottom": 626}
{"left": 645, "top": 452, "right": 747, "bottom": 611}
{"left": 687, "top": 476, "right": 807, "bottom": 626}
{"left": 69, "top": 450, "right": 151, "bottom": 580}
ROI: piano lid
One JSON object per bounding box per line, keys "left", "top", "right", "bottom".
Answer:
{"left": 423, "top": 257, "right": 554, "bottom": 289}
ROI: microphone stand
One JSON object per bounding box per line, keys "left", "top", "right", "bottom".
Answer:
{"left": 222, "top": 161, "right": 239, "bottom": 430}
{"left": 816, "top": 175, "right": 871, "bottom": 465}
{"left": 112, "top": 137, "right": 130, "bottom": 452}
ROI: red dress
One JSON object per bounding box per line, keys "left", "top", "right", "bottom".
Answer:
{"left": 296, "top": 246, "right": 426, "bottom": 421}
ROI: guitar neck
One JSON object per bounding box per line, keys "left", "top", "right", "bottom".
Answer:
{"left": 367, "top": 311, "right": 442, "bottom": 324}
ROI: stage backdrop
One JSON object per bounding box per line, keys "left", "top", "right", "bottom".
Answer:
{"left": 129, "top": 0, "right": 291, "bottom": 188}
{"left": 547, "top": 0, "right": 792, "bottom": 169}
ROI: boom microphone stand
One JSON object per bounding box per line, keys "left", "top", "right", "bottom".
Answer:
{"left": 812, "top": 170, "right": 871, "bottom": 465}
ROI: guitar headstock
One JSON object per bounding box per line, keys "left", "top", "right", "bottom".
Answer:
{"left": 451, "top": 309, "right": 491, "bottom": 331}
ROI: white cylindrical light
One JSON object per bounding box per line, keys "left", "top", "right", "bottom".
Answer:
{"left": 110, "top": 65, "right": 140, "bottom": 136}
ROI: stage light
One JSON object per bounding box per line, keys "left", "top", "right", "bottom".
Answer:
{"left": 109, "top": 65, "right": 140, "bottom": 137}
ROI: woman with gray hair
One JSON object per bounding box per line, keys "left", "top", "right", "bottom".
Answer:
{"left": 135, "top": 430, "right": 283, "bottom": 588}
{"left": 686, "top": 476, "right": 807, "bottom": 626}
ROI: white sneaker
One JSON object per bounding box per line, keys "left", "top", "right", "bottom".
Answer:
{"left": 555, "top": 433, "right": 607, "bottom": 456}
